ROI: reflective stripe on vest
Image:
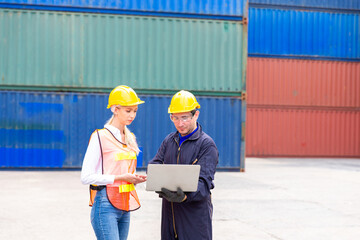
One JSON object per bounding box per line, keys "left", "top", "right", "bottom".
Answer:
{"left": 116, "top": 151, "right": 137, "bottom": 161}
{"left": 96, "top": 128, "right": 141, "bottom": 211}
{"left": 119, "top": 183, "right": 135, "bottom": 193}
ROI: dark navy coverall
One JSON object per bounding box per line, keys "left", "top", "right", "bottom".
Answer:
{"left": 149, "top": 124, "right": 219, "bottom": 240}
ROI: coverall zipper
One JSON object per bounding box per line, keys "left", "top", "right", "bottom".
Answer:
{"left": 171, "top": 139, "right": 181, "bottom": 239}
{"left": 172, "top": 138, "right": 193, "bottom": 239}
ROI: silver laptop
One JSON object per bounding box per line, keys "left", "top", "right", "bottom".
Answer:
{"left": 146, "top": 164, "right": 201, "bottom": 192}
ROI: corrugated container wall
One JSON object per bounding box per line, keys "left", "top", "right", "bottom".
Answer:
{"left": 246, "top": 107, "right": 360, "bottom": 157}
{"left": 247, "top": 58, "right": 360, "bottom": 107}
{"left": 0, "top": 91, "right": 245, "bottom": 170}
{"left": 0, "top": 1, "right": 248, "bottom": 169}
{"left": 248, "top": 7, "right": 360, "bottom": 60}
{"left": 0, "top": 8, "right": 246, "bottom": 95}
{"left": 249, "top": 0, "right": 360, "bottom": 10}
{"left": 0, "top": 0, "right": 245, "bottom": 18}
{"left": 246, "top": 2, "right": 360, "bottom": 158}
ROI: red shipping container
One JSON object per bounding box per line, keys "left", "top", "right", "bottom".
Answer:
{"left": 246, "top": 106, "right": 360, "bottom": 157}
{"left": 247, "top": 58, "right": 360, "bottom": 108}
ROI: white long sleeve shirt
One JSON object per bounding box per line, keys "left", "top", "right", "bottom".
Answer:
{"left": 81, "top": 124, "right": 123, "bottom": 185}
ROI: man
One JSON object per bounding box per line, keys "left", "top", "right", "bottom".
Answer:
{"left": 149, "top": 90, "right": 219, "bottom": 240}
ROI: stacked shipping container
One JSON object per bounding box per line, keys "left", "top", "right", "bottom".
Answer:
{"left": 0, "top": 1, "right": 248, "bottom": 170}
{"left": 246, "top": 0, "right": 360, "bottom": 157}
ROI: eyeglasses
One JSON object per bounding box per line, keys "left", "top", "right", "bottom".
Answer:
{"left": 170, "top": 114, "right": 193, "bottom": 123}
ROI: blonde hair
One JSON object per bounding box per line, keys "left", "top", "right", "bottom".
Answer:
{"left": 106, "top": 105, "right": 141, "bottom": 155}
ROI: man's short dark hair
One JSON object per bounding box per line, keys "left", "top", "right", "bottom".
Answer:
{"left": 191, "top": 109, "right": 197, "bottom": 116}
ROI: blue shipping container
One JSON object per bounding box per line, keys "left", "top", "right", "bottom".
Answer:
{"left": 0, "top": 91, "right": 245, "bottom": 170}
{"left": 0, "top": 0, "right": 246, "bottom": 19}
{"left": 248, "top": 7, "right": 360, "bottom": 60}
{"left": 249, "top": 0, "right": 360, "bottom": 11}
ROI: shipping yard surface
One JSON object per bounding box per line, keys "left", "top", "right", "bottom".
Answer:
{"left": 1, "top": 157, "right": 359, "bottom": 240}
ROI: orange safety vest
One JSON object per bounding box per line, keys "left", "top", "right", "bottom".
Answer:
{"left": 89, "top": 128, "right": 141, "bottom": 211}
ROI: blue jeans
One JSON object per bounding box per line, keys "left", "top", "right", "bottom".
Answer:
{"left": 91, "top": 189, "right": 130, "bottom": 240}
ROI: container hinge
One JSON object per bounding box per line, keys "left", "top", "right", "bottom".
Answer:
{"left": 240, "top": 92, "right": 247, "bottom": 101}
{"left": 243, "top": 17, "right": 248, "bottom": 25}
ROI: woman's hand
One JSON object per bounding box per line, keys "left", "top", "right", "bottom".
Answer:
{"left": 115, "top": 173, "right": 147, "bottom": 184}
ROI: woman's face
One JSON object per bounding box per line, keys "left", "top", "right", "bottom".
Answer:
{"left": 115, "top": 105, "right": 138, "bottom": 126}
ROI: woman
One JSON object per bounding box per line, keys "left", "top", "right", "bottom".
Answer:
{"left": 81, "top": 85, "right": 147, "bottom": 240}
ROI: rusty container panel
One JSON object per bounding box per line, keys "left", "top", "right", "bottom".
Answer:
{"left": 246, "top": 106, "right": 360, "bottom": 157}
{"left": 247, "top": 58, "right": 360, "bottom": 108}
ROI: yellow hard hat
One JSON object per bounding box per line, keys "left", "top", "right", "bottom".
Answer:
{"left": 107, "top": 85, "right": 144, "bottom": 108}
{"left": 168, "top": 90, "right": 200, "bottom": 114}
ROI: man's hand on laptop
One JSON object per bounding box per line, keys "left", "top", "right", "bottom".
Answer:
{"left": 157, "top": 187, "right": 187, "bottom": 202}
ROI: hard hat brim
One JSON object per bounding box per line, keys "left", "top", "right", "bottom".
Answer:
{"left": 168, "top": 105, "right": 200, "bottom": 114}
{"left": 107, "top": 100, "right": 145, "bottom": 109}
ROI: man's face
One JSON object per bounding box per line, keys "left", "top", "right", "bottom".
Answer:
{"left": 170, "top": 111, "right": 199, "bottom": 136}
